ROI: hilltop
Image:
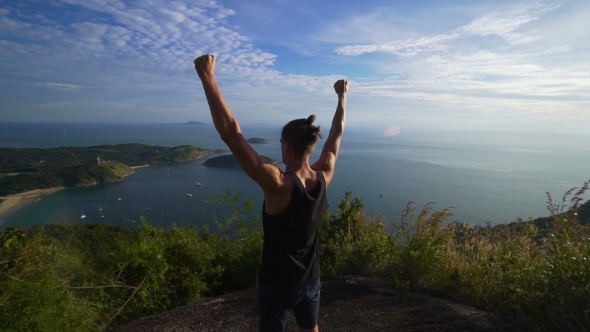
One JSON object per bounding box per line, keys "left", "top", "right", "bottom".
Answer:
{"left": 112, "top": 276, "right": 519, "bottom": 332}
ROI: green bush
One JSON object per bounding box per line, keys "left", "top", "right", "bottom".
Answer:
{"left": 0, "top": 228, "right": 100, "bottom": 332}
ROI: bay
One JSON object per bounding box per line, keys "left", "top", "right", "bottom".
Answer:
{"left": 1, "top": 122, "right": 588, "bottom": 230}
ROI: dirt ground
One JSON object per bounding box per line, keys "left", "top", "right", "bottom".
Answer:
{"left": 111, "top": 276, "right": 522, "bottom": 332}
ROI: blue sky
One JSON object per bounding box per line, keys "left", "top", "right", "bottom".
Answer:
{"left": 0, "top": 0, "right": 588, "bottom": 133}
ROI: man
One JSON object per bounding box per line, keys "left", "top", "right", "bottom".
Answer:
{"left": 194, "top": 54, "right": 347, "bottom": 332}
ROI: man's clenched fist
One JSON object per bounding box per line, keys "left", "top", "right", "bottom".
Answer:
{"left": 194, "top": 54, "right": 216, "bottom": 80}
{"left": 334, "top": 79, "right": 348, "bottom": 96}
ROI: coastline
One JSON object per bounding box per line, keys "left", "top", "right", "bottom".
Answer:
{"left": 0, "top": 153, "right": 215, "bottom": 224}
{"left": 0, "top": 187, "right": 64, "bottom": 222}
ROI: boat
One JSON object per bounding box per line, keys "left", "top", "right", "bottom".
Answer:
{"left": 195, "top": 183, "right": 201, "bottom": 186}
{"left": 145, "top": 207, "right": 152, "bottom": 212}
{"left": 186, "top": 193, "right": 192, "bottom": 197}
{"left": 80, "top": 211, "right": 86, "bottom": 219}
{"left": 100, "top": 211, "right": 104, "bottom": 218}
{"left": 97, "top": 205, "right": 103, "bottom": 211}
{"left": 117, "top": 197, "right": 122, "bottom": 201}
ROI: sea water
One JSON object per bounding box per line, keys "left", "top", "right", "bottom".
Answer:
{"left": 0, "top": 122, "right": 588, "bottom": 230}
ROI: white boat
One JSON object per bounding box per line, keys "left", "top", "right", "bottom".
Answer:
{"left": 145, "top": 207, "right": 152, "bottom": 212}
{"left": 186, "top": 193, "right": 192, "bottom": 197}
{"left": 100, "top": 211, "right": 104, "bottom": 218}
{"left": 117, "top": 197, "right": 122, "bottom": 201}
{"left": 195, "top": 183, "right": 201, "bottom": 186}
{"left": 97, "top": 205, "right": 103, "bottom": 211}
{"left": 80, "top": 211, "right": 86, "bottom": 219}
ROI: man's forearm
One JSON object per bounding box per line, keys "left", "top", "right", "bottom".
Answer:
{"left": 329, "top": 95, "right": 346, "bottom": 136}
{"left": 200, "top": 76, "right": 241, "bottom": 140}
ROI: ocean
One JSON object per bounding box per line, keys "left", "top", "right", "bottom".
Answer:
{"left": 1, "top": 122, "right": 588, "bottom": 230}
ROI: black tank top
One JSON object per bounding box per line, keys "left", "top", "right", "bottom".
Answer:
{"left": 259, "top": 170, "right": 329, "bottom": 290}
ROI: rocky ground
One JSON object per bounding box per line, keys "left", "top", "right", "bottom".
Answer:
{"left": 111, "top": 276, "right": 522, "bottom": 332}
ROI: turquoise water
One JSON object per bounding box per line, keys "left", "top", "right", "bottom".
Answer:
{"left": 1, "top": 122, "right": 588, "bottom": 229}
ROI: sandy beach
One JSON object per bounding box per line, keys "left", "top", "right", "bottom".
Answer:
{"left": 0, "top": 187, "right": 64, "bottom": 222}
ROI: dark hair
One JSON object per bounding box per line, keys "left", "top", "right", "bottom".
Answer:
{"left": 281, "top": 115, "right": 322, "bottom": 158}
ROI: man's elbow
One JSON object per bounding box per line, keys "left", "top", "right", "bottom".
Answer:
{"left": 217, "top": 122, "right": 240, "bottom": 140}
{"left": 220, "top": 131, "right": 244, "bottom": 147}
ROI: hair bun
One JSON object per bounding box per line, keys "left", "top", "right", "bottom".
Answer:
{"left": 305, "top": 115, "right": 316, "bottom": 126}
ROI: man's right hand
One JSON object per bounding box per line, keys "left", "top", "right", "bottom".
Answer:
{"left": 334, "top": 79, "right": 349, "bottom": 97}
{"left": 194, "top": 54, "right": 216, "bottom": 80}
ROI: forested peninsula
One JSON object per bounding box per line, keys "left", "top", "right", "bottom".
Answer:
{"left": 0, "top": 144, "right": 217, "bottom": 195}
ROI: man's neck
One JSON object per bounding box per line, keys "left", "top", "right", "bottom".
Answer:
{"left": 284, "top": 157, "right": 311, "bottom": 173}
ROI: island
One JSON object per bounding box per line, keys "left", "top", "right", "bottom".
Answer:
{"left": 0, "top": 143, "right": 215, "bottom": 196}
{"left": 246, "top": 137, "right": 269, "bottom": 144}
{"left": 177, "top": 121, "right": 207, "bottom": 125}
{"left": 204, "top": 154, "right": 278, "bottom": 168}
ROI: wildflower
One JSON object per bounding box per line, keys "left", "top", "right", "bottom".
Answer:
{"left": 572, "top": 257, "right": 577, "bottom": 260}
{"left": 550, "top": 233, "right": 555, "bottom": 237}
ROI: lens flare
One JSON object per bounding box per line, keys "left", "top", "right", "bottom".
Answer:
{"left": 383, "top": 126, "right": 401, "bottom": 137}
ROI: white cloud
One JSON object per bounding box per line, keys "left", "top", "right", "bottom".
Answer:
{"left": 43, "top": 82, "right": 85, "bottom": 89}
{"left": 456, "top": 3, "right": 560, "bottom": 36}
{"left": 334, "top": 3, "right": 561, "bottom": 57}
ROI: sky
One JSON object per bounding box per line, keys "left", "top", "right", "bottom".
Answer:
{"left": 0, "top": 0, "right": 589, "bottom": 133}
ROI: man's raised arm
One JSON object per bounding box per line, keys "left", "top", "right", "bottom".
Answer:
{"left": 312, "top": 79, "right": 348, "bottom": 187}
{"left": 194, "top": 55, "right": 283, "bottom": 191}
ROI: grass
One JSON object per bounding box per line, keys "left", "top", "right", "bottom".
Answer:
{"left": 1, "top": 183, "right": 589, "bottom": 331}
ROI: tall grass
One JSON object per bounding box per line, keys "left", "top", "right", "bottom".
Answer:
{"left": 1, "top": 183, "right": 589, "bottom": 331}
{"left": 319, "top": 181, "right": 590, "bottom": 331}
